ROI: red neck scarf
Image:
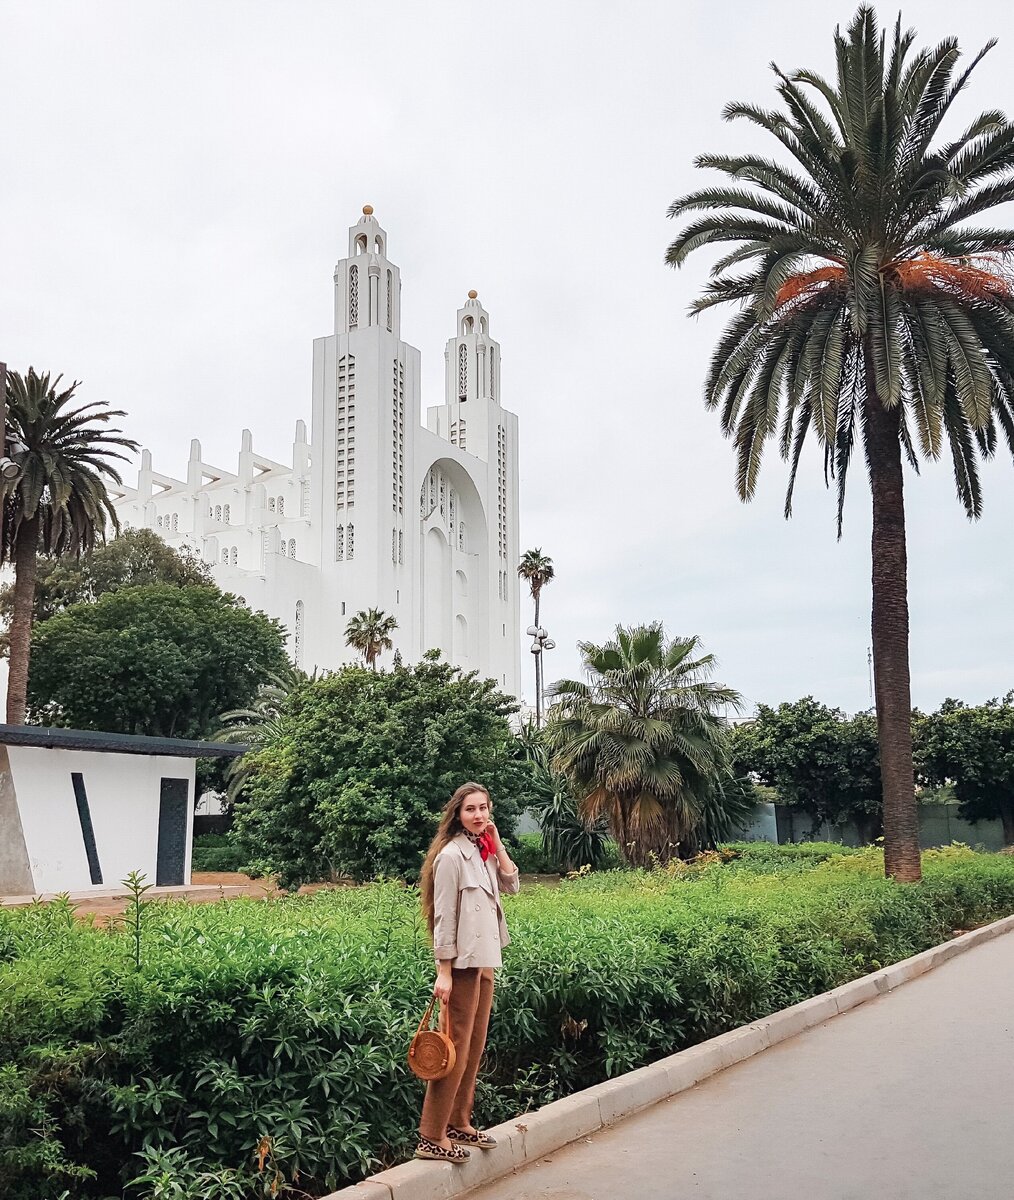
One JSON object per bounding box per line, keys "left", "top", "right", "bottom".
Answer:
{"left": 468, "top": 829, "right": 498, "bottom": 861}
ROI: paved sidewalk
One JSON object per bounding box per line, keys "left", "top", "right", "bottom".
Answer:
{"left": 469, "top": 930, "right": 1014, "bottom": 1200}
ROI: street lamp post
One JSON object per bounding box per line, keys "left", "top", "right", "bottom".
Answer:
{"left": 527, "top": 623, "right": 556, "bottom": 728}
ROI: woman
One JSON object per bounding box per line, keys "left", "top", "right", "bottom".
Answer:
{"left": 416, "top": 782, "right": 520, "bottom": 1163}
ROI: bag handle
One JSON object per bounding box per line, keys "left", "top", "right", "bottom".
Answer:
{"left": 415, "top": 993, "right": 453, "bottom": 1042}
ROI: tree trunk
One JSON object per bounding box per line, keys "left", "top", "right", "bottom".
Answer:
{"left": 533, "top": 590, "right": 542, "bottom": 727}
{"left": 1000, "top": 804, "right": 1014, "bottom": 848}
{"left": 6, "top": 515, "right": 40, "bottom": 725}
{"left": 862, "top": 364, "right": 922, "bottom": 882}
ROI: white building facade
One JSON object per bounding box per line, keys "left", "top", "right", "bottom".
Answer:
{"left": 112, "top": 208, "right": 522, "bottom": 695}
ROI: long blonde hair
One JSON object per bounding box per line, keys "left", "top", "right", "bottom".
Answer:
{"left": 420, "top": 782, "right": 490, "bottom": 936}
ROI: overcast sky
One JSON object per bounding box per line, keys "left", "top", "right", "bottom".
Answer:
{"left": 3, "top": 0, "right": 1012, "bottom": 715}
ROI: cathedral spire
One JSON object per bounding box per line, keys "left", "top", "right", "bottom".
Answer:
{"left": 334, "top": 206, "right": 400, "bottom": 337}
{"left": 446, "top": 290, "right": 499, "bottom": 405}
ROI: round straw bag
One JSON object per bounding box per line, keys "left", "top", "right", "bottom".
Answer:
{"left": 407, "top": 996, "right": 456, "bottom": 1081}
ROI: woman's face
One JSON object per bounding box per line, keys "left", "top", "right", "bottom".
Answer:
{"left": 458, "top": 790, "right": 491, "bottom": 836}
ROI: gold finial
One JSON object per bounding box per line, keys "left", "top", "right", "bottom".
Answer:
{"left": 467, "top": 289, "right": 478, "bottom": 300}
{"left": 363, "top": 204, "right": 374, "bottom": 216}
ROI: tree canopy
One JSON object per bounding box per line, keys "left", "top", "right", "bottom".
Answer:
{"left": 27, "top": 584, "right": 289, "bottom": 739}
{"left": 732, "top": 697, "right": 883, "bottom": 840}
{"left": 344, "top": 608, "right": 398, "bottom": 670}
{"left": 0, "top": 527, "right": 212, "bottom": 648}
{"left": 232, "top": 655, "right": 540, "bottom": 886}
{"left": 918, "top": 694, "right": 1014, "bottom": 844}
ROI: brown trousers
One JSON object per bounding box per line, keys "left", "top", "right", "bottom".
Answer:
{"left": 419, "top": 967, "right": 494, "bottom": 1141}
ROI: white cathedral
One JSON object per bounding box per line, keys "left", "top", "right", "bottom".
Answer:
{"left": 112, "top": 208, "right": 522, "bottom": 696}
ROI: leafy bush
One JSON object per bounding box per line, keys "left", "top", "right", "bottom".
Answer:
{"left": 510, "top": 832, "right": 624, "bottom": 874}
{"left": 2, "top": 847, "right": 1014, "bottom": 1199}
{"left": 191, "top": 835, "right": 250, "bottom": 874}
{"left": 232, "top": 657, "right": 543, "bottom": 885}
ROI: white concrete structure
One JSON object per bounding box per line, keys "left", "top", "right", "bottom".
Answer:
{"left": 112, "top": 209, "right": 522, "bottom": 694}
{"left": 0, "top": 737, "right": 197, "bottom": 894}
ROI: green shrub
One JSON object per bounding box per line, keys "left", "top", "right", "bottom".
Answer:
{"left": 190, "top": 835, "right": 250, "bottom": 874}
{"left": 2, "top": 847, "right": 1014, "bottom": 1199}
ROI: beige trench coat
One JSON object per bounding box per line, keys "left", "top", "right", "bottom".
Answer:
{"left": 432, "top": 832, "right": 520, "bottom": 969}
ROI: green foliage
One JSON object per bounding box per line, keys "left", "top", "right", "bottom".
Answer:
{"left": 509, "top": 832, "right": 622, "bottom": 875}
{"left": 918, "top": 695, "right": 1014, "bottom": 842}
{"left": 232, "top": 657, "right": 541, "bottom": 886}
{"left": 3, "top": 849, "right": 1014, "bottom": 1198}
{"left": 514, "top": 719, "right": 611, "bottom": 871}
{"left": 546, "top": 622, "right": 745, "bottom": 864}
{"left": 666, "top": 8, "right": 1014, "bottom": 528}
{"left": 191, "top": 835, "right": 250, "bottom": 874}
{"left": 733, "top": 699, "right": 883, "bottom": 839}
{"left": 26, "top": 584, "right": 289, "bottom": 738}
{"left": 0, "top": 528, "right": 214, "bottom": 643}
{"left": 344, "top": 608, "right": 398, "bottom": 670}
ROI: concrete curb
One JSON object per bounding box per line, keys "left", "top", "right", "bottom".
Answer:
{"left": 322, "top": 912, "right": 1014, "bottom": 1200}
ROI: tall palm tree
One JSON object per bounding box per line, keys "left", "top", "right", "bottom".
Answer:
{"left": 666, "top": 9, "right": 1014, "bottom": 882}
{"left": 344, "top": 607, "right": 398, "bottom": 670}
{"left": 1, "top": 369, "right": 137, "bottom": 724}
{"left": 517, "top": 548, "right": 555, "bottom": 725}
{"left": 544, "top": 622, "right": 742, "bottom": 866}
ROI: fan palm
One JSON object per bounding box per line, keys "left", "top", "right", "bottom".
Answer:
{"left": 1, "top": 369, "right": 137, "bottom": 723}
{"left": 517, "top": 548, "right": 555, "bottom": 725}
{"left": 666, "top": 8, "right": 1014, "bottom": 882}
{"left": 544, "top": 623, "right": 742, "bottom": 866}
{"left": 216, "top": 667, "right": 309, "bottom": 804}
{"left": 344, "top": 607, "right": 398, "bottom": 670}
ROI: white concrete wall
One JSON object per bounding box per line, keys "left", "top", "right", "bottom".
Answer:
{"left": 9, "top": 746, "right": 194, "bottom": 893}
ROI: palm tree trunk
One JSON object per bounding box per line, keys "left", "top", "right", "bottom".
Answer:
{"left": 862, "top": 365, "right": 922, "bottom": 882}
{"left": 533, "top": 590, "right": 542, "bottom": 727}
{"left": 6, "top": 515, "right": 40, "bottom": 725}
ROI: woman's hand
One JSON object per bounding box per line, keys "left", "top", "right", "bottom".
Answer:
{"left": 433, "top": 963, "right": 453, "bottom": 1002}
{"left": 486, "top": 820, "right": 504, "bottom": 852}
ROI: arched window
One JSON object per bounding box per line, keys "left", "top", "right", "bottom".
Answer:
{"left": 392, "top": 528, "right": 397, "bottom": 563}
{"left": 355, "top": 234, "right": 367, "bottom": 254}
{"left": 301, "top": 478, "right": 310, "bottom": 516}
{"left": 463, "top": 315, "right": 474, "bottom": 334}
{"left": 458, "top": 522, "right": 466, "bottom": 552}
{"left": 221, "top": 548, "right": 229, "bottom": 564}
{"left": 458, "top": 344, "right": 468, "bottom": 400}
{"left": 223, "top": 504, "right": 231, "bottom": 523}
{"left": 386, "top": 269, "right": 393, "bottom": 330}
{"left": 398, "top": 530, "right": 403, "bottom": 564}
{"left": 349, "top": 264, "right": 359, "bottom": 327}
{"left": 230, "top": 546, "right": 238, "bottom": 566}
{"left": 214, "top": 505, "right": 222, "bottom": 521}
{"left": 347, "top": 523, "right": 355, "bottom": 560}
{"left": 336, "top": 524, "right": 344, "bottom": 560}
{"left": 288, "top": 538, "right": 296, "bottom": 558}
{"left": 480, "top": 316, "right": 487, "bottom": 334}
{"left": 489, "top": 348, "right": 496, "bottom": 401}
{"left": 171, "top": 513, "right": 178, "bottom": 532}
{"left": 374, "top": 235, "right": 384, "bottom": 255}
{"left": 294, "top": 600, "right": 304, "bottom": 667}
{"left": 268, "top": 497, "right": 276, "bottom": 513}
{"left": 277, "top": 496, "right": 285, "bottom": 517}
{"left": 157, "top": 515, "right": 163, "bottom": 528}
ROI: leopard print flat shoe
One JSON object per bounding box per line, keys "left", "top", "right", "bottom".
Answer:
{"left": 447, "top": 1125, "right": 497, "bottom": 1149}
{"left": 414, "top": 1136, "right": 470, "bottom": 1163}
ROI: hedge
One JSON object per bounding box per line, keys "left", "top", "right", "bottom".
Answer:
{"left": 1, "top": 844, "right": 1013, "bottom": 1199}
